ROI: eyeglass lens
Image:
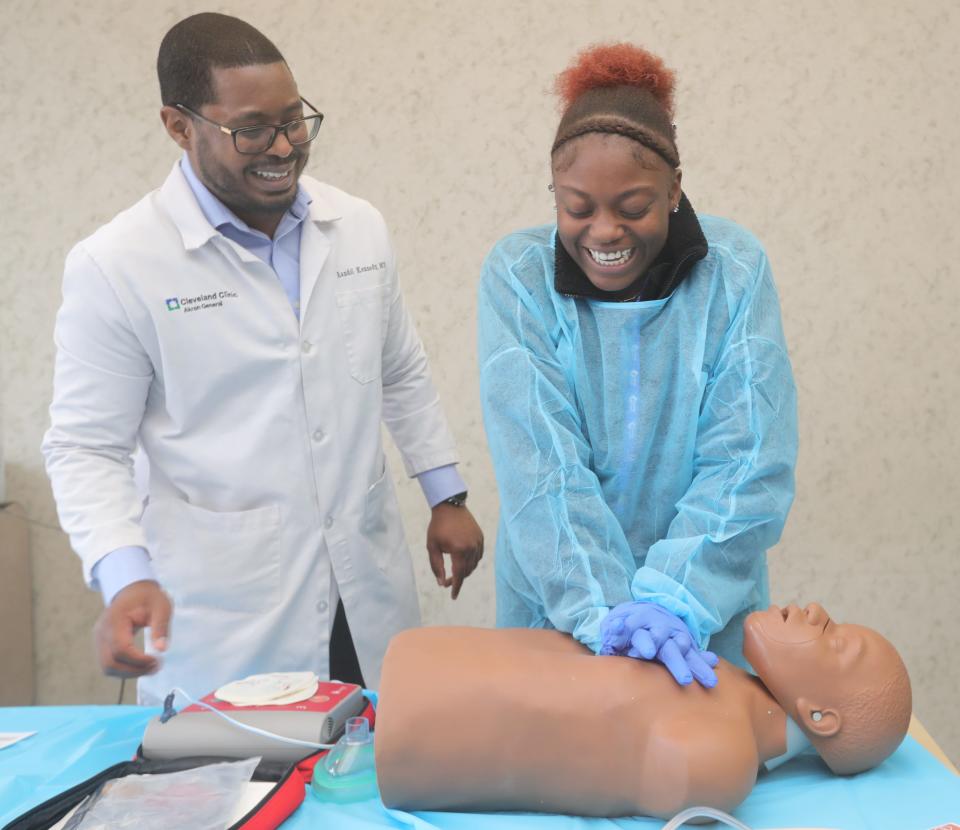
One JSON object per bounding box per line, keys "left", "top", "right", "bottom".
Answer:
{"left": 234, "top": 117, "right": 321, "bottom": 154}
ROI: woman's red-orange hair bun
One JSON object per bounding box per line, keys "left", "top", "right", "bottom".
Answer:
{"left": 555, "top": 43, "right": 676, "bottom": 118}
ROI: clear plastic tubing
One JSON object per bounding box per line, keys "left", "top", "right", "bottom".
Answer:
{"left": 661, "top": 806, "right": 754, "bottom": 830}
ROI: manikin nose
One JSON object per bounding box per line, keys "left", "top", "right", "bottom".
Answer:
{"left": 803, "top": 603, "right": 826, "bottom": 625}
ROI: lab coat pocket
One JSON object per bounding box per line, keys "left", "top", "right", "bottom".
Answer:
{"left": 143, "top": 498, "right": 282, "bottom": 613}
{"left": 335, "top": 286, "right": 385, "bottom": 384}
{"left": 361, "top": 465, "right": 403, "bottom": 573}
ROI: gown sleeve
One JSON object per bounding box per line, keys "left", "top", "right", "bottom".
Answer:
{"left": 631, "top": 251, "right": 798, "bottom": 648}
{"left": 478, "top": 239, "right": 636, "bottom": 651}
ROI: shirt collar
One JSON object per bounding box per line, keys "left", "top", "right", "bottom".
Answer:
{"left": 179, "top": 154, "right": 312, "bottom": 239}
{"left": 554, "top": 192, "right": 708, "bottom": 302}
{"left": 160, "top": 160, "right": 341, "bottom": 251}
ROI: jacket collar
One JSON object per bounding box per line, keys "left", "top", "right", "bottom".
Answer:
{"left": 554, "top": 191, "right": 708, "bottom": 302}
{"left": 158, "top": 161, "right": 341, "bottom": 251}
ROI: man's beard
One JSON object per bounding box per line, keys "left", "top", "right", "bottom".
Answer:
{"left": 196, "top": 144, "right": 307, "bottom": 217}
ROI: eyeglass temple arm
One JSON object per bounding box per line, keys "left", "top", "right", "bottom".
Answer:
{"left": 174, "top": 103, "right": 235, "bottom": 137}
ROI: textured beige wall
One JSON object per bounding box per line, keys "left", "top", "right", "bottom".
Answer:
{"left": 2, "top": 0, "right": 957, "bottom": 762}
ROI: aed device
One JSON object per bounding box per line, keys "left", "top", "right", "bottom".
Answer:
{"left": 141, "top": 681, "right": 366, "bottom": 763}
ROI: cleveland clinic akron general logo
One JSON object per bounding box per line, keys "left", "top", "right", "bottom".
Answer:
{"left": 164, "top": 291, "right": 238, "bottom": 313}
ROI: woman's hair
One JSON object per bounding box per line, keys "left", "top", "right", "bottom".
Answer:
{"left": 552, "top": 43, "right": 680, "bottom": 170}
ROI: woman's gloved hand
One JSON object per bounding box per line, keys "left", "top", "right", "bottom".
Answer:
{"left": 599, "top": 601, "right": 719, "bottom": 688}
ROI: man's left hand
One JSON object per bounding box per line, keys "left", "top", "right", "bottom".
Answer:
{"left": 427, "top": 505, "right": 484, "bottom": 599}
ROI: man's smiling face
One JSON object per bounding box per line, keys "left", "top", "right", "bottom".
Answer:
{"left": 185, "top": 62, "right": 310, "bottom": 231}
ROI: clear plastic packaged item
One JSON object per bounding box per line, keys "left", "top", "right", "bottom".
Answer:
{"left": 310, "top": 716, "right": 378, "bottom": 803}
{"left": 63, "top": 756, "right": 260, "bottom": 830}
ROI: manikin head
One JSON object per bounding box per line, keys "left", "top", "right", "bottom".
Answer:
{"left": 744, "top": 602, "right": 912, "bottom": 775}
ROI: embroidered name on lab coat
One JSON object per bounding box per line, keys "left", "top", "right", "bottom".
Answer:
{"left": 337, "top": 261, "right": 387, "bottom": 278}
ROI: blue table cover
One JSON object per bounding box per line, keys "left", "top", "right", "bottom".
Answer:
{"left": 2, "top": 706, "right": 959, "bottom": 829}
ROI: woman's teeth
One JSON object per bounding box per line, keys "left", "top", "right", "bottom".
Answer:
{"left": 587, "top": 247, "right": 634, "bottom": 266}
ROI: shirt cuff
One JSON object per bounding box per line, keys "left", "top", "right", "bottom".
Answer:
{"left": 416, "top": 464, "right": 467, "bottom": 508}
{"left": 91, "top": 546, "right": 156, "bottom": 606}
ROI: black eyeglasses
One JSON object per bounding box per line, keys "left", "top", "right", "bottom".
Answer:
{"left": 175, "top": 97, "right": 324, "bottom": 155}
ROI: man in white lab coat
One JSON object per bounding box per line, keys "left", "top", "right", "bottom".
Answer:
{"left": 42, "top": 13, "right": 484, "bottom": 704}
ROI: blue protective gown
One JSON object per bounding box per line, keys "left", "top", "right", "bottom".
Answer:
{"left": 478, "top": 215, "right": 797, "bottom": 666}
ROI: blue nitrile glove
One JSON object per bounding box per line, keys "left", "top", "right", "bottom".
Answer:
{"left": 599, "top": 601, "right": 720, "bottom": 688}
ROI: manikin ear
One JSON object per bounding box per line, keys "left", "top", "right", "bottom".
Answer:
{"left": 160, "top": 105, "right": 193, "bottom": 152}
{"left": 796, "top": 697, "right": 842, "bottom": 738}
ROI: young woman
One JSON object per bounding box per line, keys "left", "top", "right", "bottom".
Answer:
{"left": 478, "top": 43, "right": 798, "bottom": 687}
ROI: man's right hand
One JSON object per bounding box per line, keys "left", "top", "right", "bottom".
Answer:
{"left": 94, "top": 580, "right": 173, "bottom": 677}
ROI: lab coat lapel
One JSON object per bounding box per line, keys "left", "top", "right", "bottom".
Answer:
{"left": 159, "top": 162, "right": 219, "bottom": 251}
{"left": 160, "top": 162, "right": 283, "bottom": 268}
{"left": 298, "top": 182, "right": 342, "bottom": 322}
{"left": 299, "top": 219, "right": 331, "bottom": 322}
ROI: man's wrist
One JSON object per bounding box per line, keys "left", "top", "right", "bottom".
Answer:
{"left": 418, "top": 464, "right": 467, "bottom": 509}
{"left": 93, "top": 546, "right": 156, "bottom": 605}
{"left": 435, "top": 491, "right": 468, "bottom": 508}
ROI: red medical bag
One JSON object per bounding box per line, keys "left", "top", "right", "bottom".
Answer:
{"left": 2, "top": 701, "right": 375, "bottom": 830}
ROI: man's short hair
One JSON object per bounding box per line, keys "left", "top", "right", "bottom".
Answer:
{"left": 157, "top": 12, "right": 285, "bottom": 108}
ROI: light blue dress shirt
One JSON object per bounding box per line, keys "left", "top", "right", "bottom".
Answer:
{"left": 93, "top": 156, "right": 465, "bottom": 604}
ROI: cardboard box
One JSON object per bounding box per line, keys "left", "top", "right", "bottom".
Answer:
{"left": 0, "top": 503, "right": 34, "bottom": 704}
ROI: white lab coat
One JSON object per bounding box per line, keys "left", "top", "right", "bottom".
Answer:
{"left": 42, "top": 162, "right": 459, "bottom": 703}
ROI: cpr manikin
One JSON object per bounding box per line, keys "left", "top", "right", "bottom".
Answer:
{"left": 374, "top": 603, "right": 911, "bottom": 819}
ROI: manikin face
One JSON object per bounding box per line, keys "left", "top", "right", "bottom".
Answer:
{"left": 552, "top": 132, "right": 681, "bottom": 293}
{"left": 744, "top": 603, "right": 892, "bottom": 735}
{"left": 744, "top": 603, "right": 871, "bottom": 686}
{"left": 162, "top": 62, "right": 310, "bottom": 231}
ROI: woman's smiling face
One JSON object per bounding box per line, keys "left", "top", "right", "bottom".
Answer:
{"left": 552, "top": 132, "right": 681, "bottom": 293}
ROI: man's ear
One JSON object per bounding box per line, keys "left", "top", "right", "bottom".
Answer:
{"left": 796, "top": 697, "right": 842, "bottom": 737}
{"left": 160, "top": 105, "right": 192, "bottom": 151}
